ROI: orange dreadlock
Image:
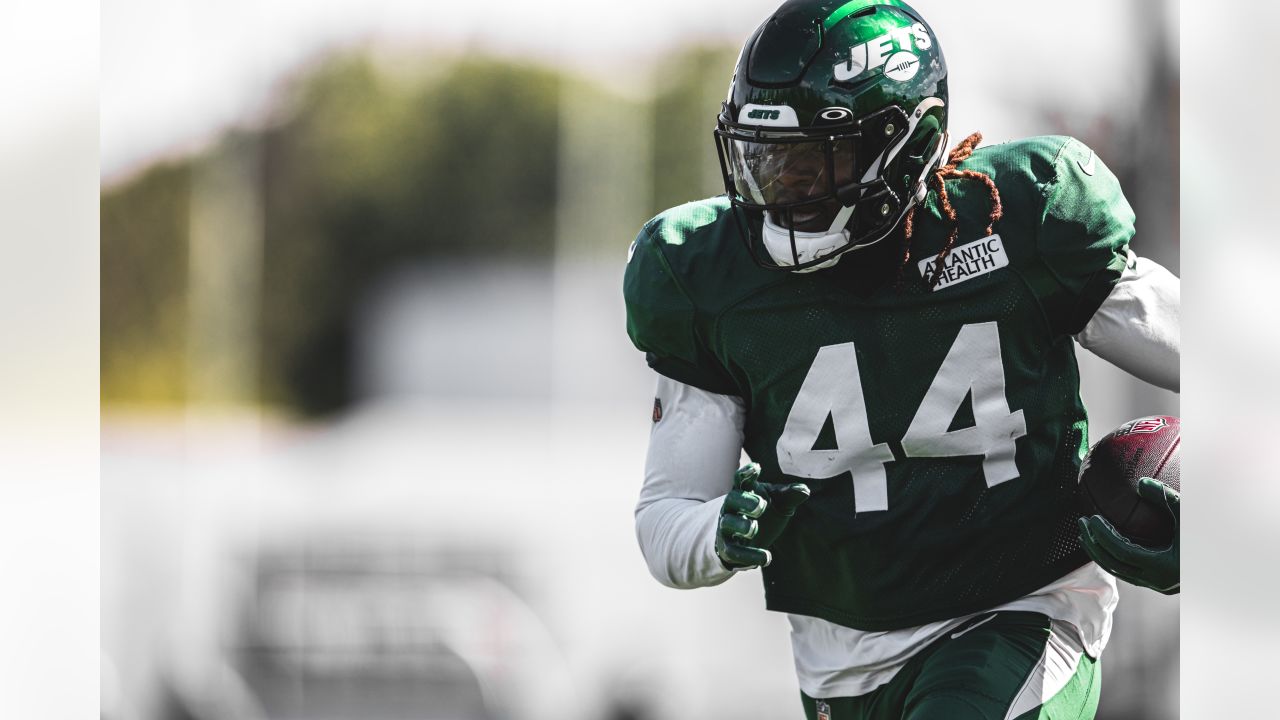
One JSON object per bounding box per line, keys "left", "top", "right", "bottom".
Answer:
{"left": 898, "top": 131, "right": 1004, "bottom": 288}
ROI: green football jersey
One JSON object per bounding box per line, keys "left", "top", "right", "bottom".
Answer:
{"left": 624, "top": 136, "right": 1134, "bottom": 631}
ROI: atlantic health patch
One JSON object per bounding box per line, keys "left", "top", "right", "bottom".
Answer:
{"left": 918, "top": 234, "right": 1009, "bottom": 291}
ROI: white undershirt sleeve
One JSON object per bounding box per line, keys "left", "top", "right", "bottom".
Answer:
{"left": 1074, "top": 252, "right": 1180, "bottom": 392}
{"left": 635, "top": 375, "right": 747, "bottom": 589}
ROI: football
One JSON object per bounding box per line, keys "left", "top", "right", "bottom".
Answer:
{"left": 1078, "top": 416, "right": 1181, "bottom": 547}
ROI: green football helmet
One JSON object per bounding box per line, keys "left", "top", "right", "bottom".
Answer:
{"left": 714, "top": 0, "right": 949, "bottom": 271}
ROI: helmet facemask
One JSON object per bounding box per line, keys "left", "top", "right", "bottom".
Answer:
{"left": 716, "top": 103, "right": 942, "bottom": 272}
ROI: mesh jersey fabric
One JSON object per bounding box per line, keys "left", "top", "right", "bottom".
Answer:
{"left": 624, "top": 135, "right": 1134, "bottom": 630}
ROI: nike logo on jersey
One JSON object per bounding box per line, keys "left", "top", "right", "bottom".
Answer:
{"left": 950, "top": 613, "right": 997, "bottom": 639}
{"left": 918, "top": 234, "right": 1010, "bottom": 291}
{"left": 1078, "top": 151, "right": 1096, "bottom": 176}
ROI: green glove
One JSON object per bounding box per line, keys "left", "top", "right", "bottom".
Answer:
{"left": 1078, "top": 477, "right": 1180, "bottom": 595}
{"left": 715, "top": 463, "right": 810, "bottom": 570}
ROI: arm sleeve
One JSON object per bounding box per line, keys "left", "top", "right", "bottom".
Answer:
{"left": 635, "top": 374, "right": 746, "bottom": 589}
{"left": 1036, "top": 138, "right": 1135, "bottom": 335}
{"left": 1074, "top": 252, "right": 1180, "bottom": 392}
{"left": 623, "top": 226, "right": 739, "bottom": 395}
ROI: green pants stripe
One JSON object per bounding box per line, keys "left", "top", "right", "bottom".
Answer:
{"left": 801, "top": 612, "right": 1100, "bottom": 720}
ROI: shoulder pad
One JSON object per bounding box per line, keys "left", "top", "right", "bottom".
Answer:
{"left": 979, "top": 136, "right": 1134, "bottom": 334}
{"left": 623, "top": 198, "right": 742, "bottom": 394}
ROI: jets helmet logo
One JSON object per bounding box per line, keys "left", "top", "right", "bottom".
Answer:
{"left": 834, "top": 22, "right": 932, "bottom": 83}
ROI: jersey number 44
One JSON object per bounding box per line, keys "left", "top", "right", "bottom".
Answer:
{"left": 777, "top": 322, "right": 1028, "bottom": 513}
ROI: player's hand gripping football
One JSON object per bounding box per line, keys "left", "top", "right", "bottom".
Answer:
{"left": 715, "top": 463, "right": 810, "bottom": 570}
{"left": 1078, "top": 477, "right": 1180, "bottom": 595}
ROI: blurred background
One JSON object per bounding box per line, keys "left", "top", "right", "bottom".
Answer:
{"left": 101, "top": 1, "right": 1179, "bottom": 718}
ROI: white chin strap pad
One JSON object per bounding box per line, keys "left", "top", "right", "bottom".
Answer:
{"left": 761, "top": 208, "right": 853, "bottom": 272}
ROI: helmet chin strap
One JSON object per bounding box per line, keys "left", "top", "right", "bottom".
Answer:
{"left": 761, "top": 205, "right": 855, "bottom": 272}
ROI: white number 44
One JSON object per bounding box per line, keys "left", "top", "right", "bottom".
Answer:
{"left": 776, "top": 322, "right": 1027, "bottom": 513}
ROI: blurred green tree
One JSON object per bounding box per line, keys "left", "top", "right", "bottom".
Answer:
{"left": 101, "top": 45, "right": 736, "bottom": 416}
{"left": 101, "top": 161, "right": 192, "bottom": 406}
{"left": 258, "top": 54, "right": 562, "bottom": 413}
{"left": 648, "top": 46, "right": 738, "bottom": 216}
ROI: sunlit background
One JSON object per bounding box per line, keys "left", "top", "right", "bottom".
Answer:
{"left": 101, "top": 1, "right": 1179, "bottom": 718}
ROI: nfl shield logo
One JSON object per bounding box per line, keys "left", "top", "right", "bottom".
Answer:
{"left": 1122, "top": 417, "right": 1167, "bottom": 434}
{"left": 816, "top": 700, "right": 832, "bottom": 720}
{"left": 652, "top": 397, "right": 663, "bottom": 423}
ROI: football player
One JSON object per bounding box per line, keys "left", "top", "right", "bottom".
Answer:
{"left": 623, "top": 1, "right": 1180, "bottom": 718}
